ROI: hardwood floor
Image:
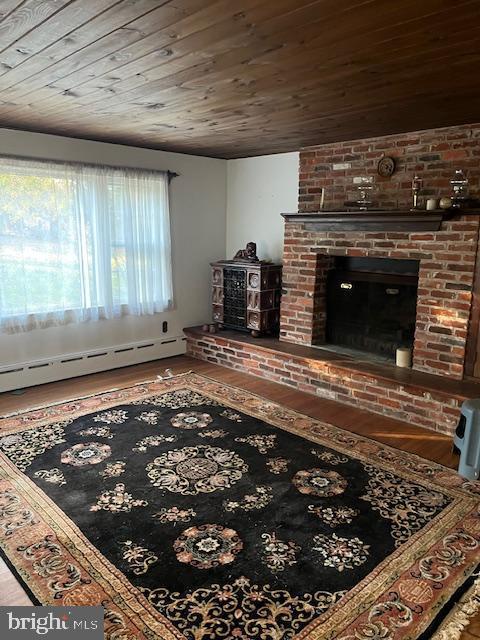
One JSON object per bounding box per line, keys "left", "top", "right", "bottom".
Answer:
{"left": 0, "top": 354, "right": 478, "bottom": 638}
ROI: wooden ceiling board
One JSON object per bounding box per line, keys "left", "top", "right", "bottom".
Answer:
{"left": 0, "top": 0, "right": 456, "bottom": 103}
{"left": 11, "top": 0, "right": 405, "bottom": 120}
{"left": 26, "top": 0, "right": 281, "bottom": 110}
{"left": 46, "top": 12, "right": 477, "bottom": 128}
{"left": 0, "top": 0, "right": 478, "bottom": 157}
{"left": 45, "top": 0, "right": 229, "bottom": 94}
{"left": 3, "top": 0, "right": 227, "bottom": 100}
{"left": 28, "top": 0, "right": 328, "bottom": 116}
{"left": 0, "top": 1, "right": 122, "bottom": 70}
{"left": 0, "top": 0, "right": 325, "bottom": 122}
{"left": 0, "top": 0, "right": 180, "bottom": 97}
{"left": 0, "top": 1, "right": 27, "bottom": 21}
{"left": 27, "top": 17, "right": 480, "bottom": 125}
{"left": 0, "top": 0, "right": 72, "bottom": 45}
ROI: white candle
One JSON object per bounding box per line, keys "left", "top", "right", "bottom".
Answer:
{"left": 396, "top": 347, "right": 412, "bottom": 368}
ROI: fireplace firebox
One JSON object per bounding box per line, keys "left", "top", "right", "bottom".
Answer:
{"left": 326, "top": 257, "right": 419, "bottom": 360}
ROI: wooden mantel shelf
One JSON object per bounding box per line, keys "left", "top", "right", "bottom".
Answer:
{"left": 281, "top": 209, "right": 479, "bottom": 232}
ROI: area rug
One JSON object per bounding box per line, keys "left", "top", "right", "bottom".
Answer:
{"left": 0, "top": 372, "right": 479, "bottom": 640}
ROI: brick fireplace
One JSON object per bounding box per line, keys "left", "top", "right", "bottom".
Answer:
{"left": 282, "top": 122, "right": 480, "bottom": 380}
{"left": 186, "top": 122, "right": 480, "bottom": 436}
{"left": 280, "top": 217, "right": 479, "bottom": 380}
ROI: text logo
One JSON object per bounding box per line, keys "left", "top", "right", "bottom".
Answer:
{"left": 1, "top": 607, "right": 103, "bottom": 638}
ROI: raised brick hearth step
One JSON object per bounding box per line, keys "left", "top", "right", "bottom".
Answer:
{"left": 184, "top": 326, "right": 480, "bottom": 436}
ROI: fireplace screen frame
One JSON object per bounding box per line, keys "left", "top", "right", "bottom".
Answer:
{"left": 324, "top": 256, "right": 420, "bottom": 361}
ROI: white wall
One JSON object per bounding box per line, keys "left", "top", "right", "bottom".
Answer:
{"left": 0, "top": 129, "right": 227, "bottom": 369}
{"left": 226, "top": 152, "right": 298, "bottom": 263}
{"left": 0, "top": 136, "right": 299, "bottom": 380}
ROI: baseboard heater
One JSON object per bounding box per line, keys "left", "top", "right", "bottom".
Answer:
{"left": 0, "top": 336, "right": 186, "bottom": 393}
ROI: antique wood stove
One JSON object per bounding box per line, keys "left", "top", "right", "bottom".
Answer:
{"left": 210, "top": 260, "right": 282, "bottom": 337}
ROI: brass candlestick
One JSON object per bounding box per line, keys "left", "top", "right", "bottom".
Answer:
{"left": 411, "top": 175, "right": 423, "bottom": 209}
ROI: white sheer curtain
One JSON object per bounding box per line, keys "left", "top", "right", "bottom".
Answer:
{"left": 0, "top": 156, "right": 173, "bottom": 333}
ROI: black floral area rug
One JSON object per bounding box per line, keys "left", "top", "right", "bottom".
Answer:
{"left": 0, "top": 372, "right": 479, "bottom": 640}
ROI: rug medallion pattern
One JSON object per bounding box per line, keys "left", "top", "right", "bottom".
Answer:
{"left": 0, "top": 373, "right": 479, "bottom": 640}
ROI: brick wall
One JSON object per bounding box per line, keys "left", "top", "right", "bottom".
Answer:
{"left": 280, "top": 219, "right": 480, "bottom": 379}
{"left": 299, "top": 122, "right": 480, "bottom": 212}
{"left": 281, "top": 122, "right": 480, "bottom": 380}
{"left": 186, "top": 331, "right": 462, "bottom": 435}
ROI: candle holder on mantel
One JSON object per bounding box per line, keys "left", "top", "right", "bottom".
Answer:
{"left": 411, "top": 175, "right": 423, "bottom": 210}
{"left": 319, "top": 187, "right": 325, "bottom": 209}
{"left": 356, "top": 177, "right": 375, "bottom": 210}
{"left": 344, "top": 176, "right": 377, "bottom": 210}
{"left": 450, "top": 169, "right": 469, "bottom": 208}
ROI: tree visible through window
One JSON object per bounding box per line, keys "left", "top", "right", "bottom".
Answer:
{"left": 0, "top": 157, "right": 173, "bottom": 333}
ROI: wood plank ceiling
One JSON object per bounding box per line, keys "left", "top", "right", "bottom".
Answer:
{"left": 0, "top": 0, "right": 479, "bottom": 158}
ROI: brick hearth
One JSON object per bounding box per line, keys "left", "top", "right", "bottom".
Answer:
{"left": 185, "top": 327, "right": 480, "bottom": 435}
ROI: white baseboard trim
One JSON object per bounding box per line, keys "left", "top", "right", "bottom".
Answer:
{"left": 0, "top": 336, "right": 186, "bottom": 392}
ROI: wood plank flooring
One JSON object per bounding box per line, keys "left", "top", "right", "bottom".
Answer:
{"left": 0, "top": 355, "right": 478, "bottom": 638}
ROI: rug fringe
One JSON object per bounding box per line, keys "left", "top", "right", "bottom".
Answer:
{"left": 432, "top": 577, "right": 480, "bottom": 639}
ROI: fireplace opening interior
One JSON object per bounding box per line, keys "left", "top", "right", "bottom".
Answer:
{"left": 324, "top": 256, "right": 419, "bottom": 362}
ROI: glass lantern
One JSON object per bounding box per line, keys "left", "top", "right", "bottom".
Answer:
{"left": 356, "top": 176, "right": 375, "bottom": 210}
{"left": 450, "top": 169, "right": 469, "bottom": 207}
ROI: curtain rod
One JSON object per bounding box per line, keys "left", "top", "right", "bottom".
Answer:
{"left": 167, "top": 171, "right": 180, "bottom": 182}
{"left": 0, "top": 153, "right": 181, "bottom": 181}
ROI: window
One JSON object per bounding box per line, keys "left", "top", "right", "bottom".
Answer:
{"left": 0, "top": 156, "right": 173, "bottom": 333}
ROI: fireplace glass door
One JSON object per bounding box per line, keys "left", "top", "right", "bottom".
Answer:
{"left": 326, "top": 257, "right": 419, "bottom": 359}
